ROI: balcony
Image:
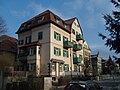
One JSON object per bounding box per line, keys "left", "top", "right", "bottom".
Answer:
{"left": 18, "top": 53, "right": 27, "bottom": 63}
{"left": 63, "top": 41, "right": 73, "bottom": 48}
{"left": 73, "top": 57, "right": 82, "bottom": 64}
{"left": 76, "top": 34, "right": 83, "bottom": 40}
{"left": 73, "top": 44, "right": 82, "bottom": 51}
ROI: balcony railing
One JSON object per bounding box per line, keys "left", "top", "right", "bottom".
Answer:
{"left": 63, "top": 41, "right": 73, "bottom": 48}
{"left": 73, "top": 44, "right": 82, "bottom": 51}
{"left": 73, "top": 57, "right": 82, "bottom": 64}
{"left": 76, "top": 34, "right": 83, "bottom": 40}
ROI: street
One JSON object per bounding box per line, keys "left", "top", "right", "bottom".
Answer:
{"left": 98, "top": 77, "right": 120, "bottom": 90}
{"left": 52, "top": 77, "right": 120, "bottom": 90}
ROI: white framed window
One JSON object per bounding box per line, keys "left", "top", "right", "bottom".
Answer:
{"left": 64, "top": 64, "right": 69, "bottom": 72}
{"left": 63, "top": 36, "right": 68, "bottom": 42}
{"left": 29, "top": 47, "right": 36, "bottom": 55}
{"left": 25, "top": 36, "right": 31, "bottom": 44}
{"left": 59, "top": 64, "right": 62, "bottom": 72}
{"left": 52, "top": 63, "right": 56, "bottom": 72}
{"left": 64, "top": 24, "right": 67, "bottom": 28}
{"left": 56, "top": 19, "right": 60, "bottom": 24}
{"left": 63, "top": 50, "right": 69, "bottom": 57}
{"left": 54, "top": 31, "right": 61, "bottom": 41}
{"left": 54, "top": 47, "right": 61, "bottom": 56}
{"left": 37, "top": 16, "right": 44, "bottom": 23}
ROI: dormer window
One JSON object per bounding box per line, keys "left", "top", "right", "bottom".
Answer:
{"left": 56, "top": 19, "right": 60, "bottom": 24}
{"left": 27, "top": 24, "right": 31, "bottom": 28}
{"left": 64, "top": 24, "right": 67, "bottom": 28}
{"left": 20, "top": 27, "right": 24, "bottom": 30}
{"left": 37, "top": 16, "right": 44, "bottom": 23}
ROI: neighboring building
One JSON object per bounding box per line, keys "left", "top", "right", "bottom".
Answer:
{"left": 16, "top": 10, "right": 91, "bottom": 79}
{"left": 83, "top": 41, "right": 92, "bottom": 76}
{"left": 101, "top": 58, "right": 107, "bottom": 74}
{"left": 0, "top": 35, "right": 17, "bottom": 90}
{"left": 0, "top": 35, "right": 18, "bottom": 70}
{"left": 91, "top": 52, "right": 102, "bottom": 78}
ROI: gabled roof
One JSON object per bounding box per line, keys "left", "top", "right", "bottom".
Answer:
{"left": 65, "top": 17, "right": 76, "bottom": 25}
{"left": 16, "top": 10, "right": 83, "bottom": 35}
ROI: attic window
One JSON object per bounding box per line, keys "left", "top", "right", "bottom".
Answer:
{"left": 37, "top": 16, "right": 44, "bottom": 23}
{"left": 56, "top": 19, "right": 60, "bottom": 24}
{"left": 27, "top": 24, "right": 32, "bottom": 28}
{"left": 74, "top": 22, "right": 76, "bottom": 26}
{"left": 77, "top": 24, "right": 80, "bottom": 27}
{"left": 64, "top": 24, "right": 67, "bottom": 28}
{"left": 20, "top": 27, "right": 24, "bottom": 30}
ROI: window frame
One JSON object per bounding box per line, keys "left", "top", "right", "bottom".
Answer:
{"left": 54, "top": 31, "right": 61, "bottom": 41}
{"left": 54, "top": 47, "right": 61, "bottom": 56}
{"left": 38, "top": 31, "right": 43, "bottom": 40}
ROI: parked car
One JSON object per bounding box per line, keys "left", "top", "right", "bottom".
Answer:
{"left": 64, "top": 80, "right": 103, "bottom": 90}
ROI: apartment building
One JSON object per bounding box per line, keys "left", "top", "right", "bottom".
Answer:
{"left": 16, "top": 10, "right": 91, "bottom": 79}
{"left": 91, "top": 52, "right": 102, "bottom": 78}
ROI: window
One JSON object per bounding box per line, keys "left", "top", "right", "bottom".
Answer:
{"left": 59, "top": 64, "right": 62, "bottom": 72}
{"left": 73, "top": 53, "right": 77, "bottom": 58}
{"left": 64, "top": 64, "right": 69, "bottom": 72}
{"left": 25, "top": 36, "right": 31, "bottom": 44}
{"left": 64, "top": 24, "right": 67, "bottom": 28}
{"left": 63, "top": 50, "right": 69, "bottom": 57}
{"left": 18, "top": 40, "right": 24, "bottom": 45}
{"left": 76, "top": 31, "right": 78, "bottom": 35}
{"left": 54, "top": 47, "right": 61, "bottom": 56}
{"left": 20, "top": 27, "right": 24, "bottom": 30}
{"left": 54, "top": 31, "right": 61, "bottom": 41}
{"left": 27, "top": 24, "right": 31, "bottom": 29}
{"left": 56, "top": 19, "right": 60, "bottom": 24}
{"left": 74, "top": 22, "right": 76, "bottom": 26}
{"left": 72, "top": 40, "right": 76, "bottom": 45}
{"left": 72, "top": 28, "right": 75, "bottom": 35}
{"left": 29, "top": 63, "right": 36, "bottom": 71}
{"left": 63, "top": 36, "right": 68, "bottom": 42}
{"left": 38, "top": 32, "right": 43, "bottom": 40}
{"left": 74, "top": 64, "right": 78, "bottom": 72}
{"left": 77, "top": 24, "right": 80, "bottom": 27}
{"left": 37, "top": 16, "right": 44, "bottom": 23}
{"left": 52, "top": 63, "right": 56, "bottom": 72}
{"left": 30, "top": 47, "right": 36, "bottom": 55}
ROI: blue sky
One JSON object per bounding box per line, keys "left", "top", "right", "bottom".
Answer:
{"left": 0, "top": 0, "right": 119, "bottom": 58}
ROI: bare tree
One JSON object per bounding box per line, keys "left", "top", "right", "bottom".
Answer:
{"left": 0, "top": 16, "right": 7, "bottom": 35}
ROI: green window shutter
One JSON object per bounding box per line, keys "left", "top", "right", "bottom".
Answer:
{"left": 54, "top": 31, "right": 56, "bottom": 39}
{"left": 63, "top": 36, "right": 65, "bottom": 42}
{"left": 54, "top": 47, "right": 56, "bottom": 55}
{"left": 59, "top": 49, "right": 61, "bottom": 55}
{"left": 63, "top": 50, "right": 65, "bottom": 57}
{"left": 76, "top": 31, "right": 78, "bottom": 35}
{"left": 74, "top": 64, "right": 77, "bottom": 72}
{"left": 59, "top": 34, "right": 61, "bottom": 41}
{"left": 67, "top": 51, "right": 69, "bottom": 57}
{"left": 67, "top": 64, "right": 69, "bottom": 71}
